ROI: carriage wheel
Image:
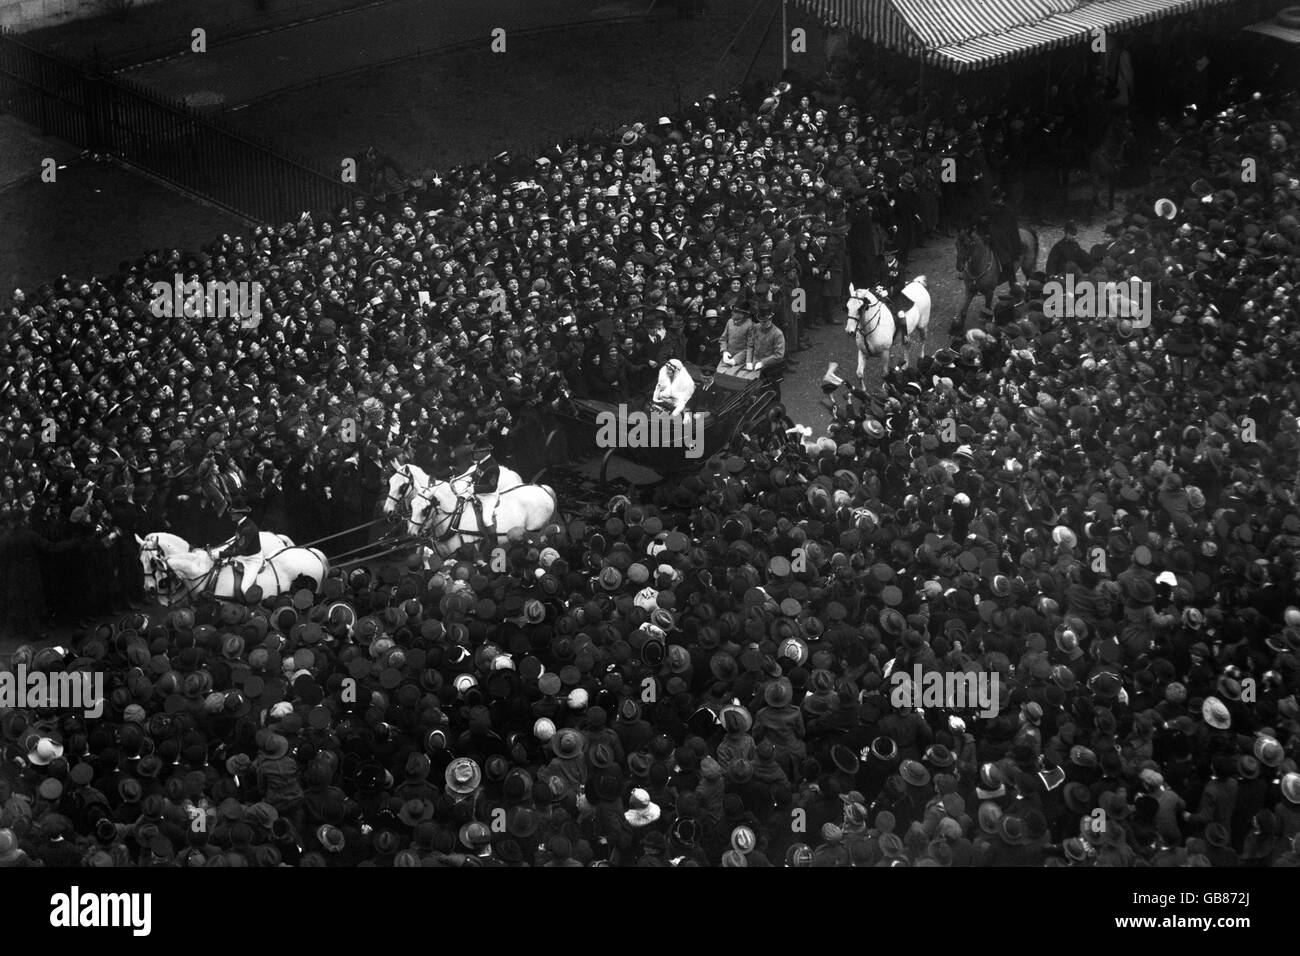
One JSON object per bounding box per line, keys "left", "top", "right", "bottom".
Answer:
{"left": 599, "top": 448, "right": 622, "bottom": 486}
{"left": 730, "top": 389, "right": 777, "bottom": 445}
{"left": 543, "top": 428, "right": 568, "bottom": 467}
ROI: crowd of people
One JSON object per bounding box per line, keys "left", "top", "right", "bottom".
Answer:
{"left": 3, "top": 28, "right": 1300, "bottom": 865}
{"left": 2, "top": 32, "right": 1183, "bottom": 635}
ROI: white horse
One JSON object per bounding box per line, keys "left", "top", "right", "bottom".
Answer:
{"left": 407, "top": 476, "right": 557, "bottom": 558}
{"left": 383, "top": 463, "right": 435, "bottom": 520}
{"left": 845, "top": 277, "right": 931, "bottom": 385}
{"left": 138, "top": 532, "right": 327, "bottom": 606}
{"left": 383, "top": 461, "right": 523, "bottom": 520}
{"left": 139, "top": 530, "right": 295, "bottom": 560}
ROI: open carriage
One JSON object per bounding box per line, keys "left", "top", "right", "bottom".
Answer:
{"left": 535, "top": 360, "right": 782, "bottom": 491}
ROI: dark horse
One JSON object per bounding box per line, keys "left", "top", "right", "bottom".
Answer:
{"left": 955, "top": 226, "right": 1039, "bottom": 324}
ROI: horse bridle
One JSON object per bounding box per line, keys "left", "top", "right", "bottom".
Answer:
{"left": 384, "top": 465, "right": 413, "bottom": 518}
{"left": 956, "top": 233, "right": 986, "bottom": 282}
{"left": 413, "top": 480, "right": 523, "bottom": 542}
{"left": 412, "top": 480, "right": 441, "bottom": 533}
{"left": 142, "top": 542, "right": 210, "bottom": 602}
{"left": 847, "top": 288, "right": 887, "bottom": 340}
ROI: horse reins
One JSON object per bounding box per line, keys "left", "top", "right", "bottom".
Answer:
{"left": 848, "top": 291, "right": 887, "bottom": 341}
{"left": 957, "top": 236, "right": 989, "bottom": 283}
{"left": 413, "top": 481, "right": 528, "bottom": 542}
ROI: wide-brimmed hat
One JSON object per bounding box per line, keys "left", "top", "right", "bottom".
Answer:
{"left": 924, "top": 744, "right": 955, "bottom": 769}
{"left": 316, "top": 825, "right": 346, "bottom": 853}
{"left": 764, "top": 677, "right": 793, "bottom": 708}
{"left": 625, "top": 788, "right": 661, "bottom": 826}
{"left": 720, "top": 704, "right": 753, "bottom": 735}
{"left": 458, "top": 821, "right": 492, "bottom": 848}
{"left": 899, "top": 759, "right": 930, "bottom": 788}
{"left": 1201, "top": 696, "right": 1231, "bottom": 730}
{"left": 1282, "top": 772, "right": 1300, "bottom": 806}
{"left": 398, "top": 799, "right": 434, "bottom": 826}
{"left": 444, "top": 757, "right": 482, "bottom": 794}
{"left": 551, "top": 728, "right": 584, "bottom": 759}
{"left": 998, "top": 815, "right": 1028, "bottom": 846}
{"left": 26, "top": 736, "right": 64, "bottom": 766}
{"left": 1254, "top": 736, "right": 1284, "bottom": 768}
{"left": 831, "top": 744, "right": 859, "bottom": 775}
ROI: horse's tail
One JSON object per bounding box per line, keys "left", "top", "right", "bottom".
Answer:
{"left": 1022, "top": 227, "right": 1040, "bottom": 272}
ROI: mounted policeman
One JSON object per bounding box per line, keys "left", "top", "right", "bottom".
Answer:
{"left": 978, "top": 186, "right": 1025, "bottom": 296}
{"left": 217, "top": 496, "right": 263, "bottom": 601}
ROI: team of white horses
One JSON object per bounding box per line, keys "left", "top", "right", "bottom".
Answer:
{"left": 141, "top": 463, "right": 558, "bottom": 605}
{"left": 382, "top": 462, "right": 557, "bottom": 557}
{"left": 138, "top": 265, "right": 960, "bottom": 606}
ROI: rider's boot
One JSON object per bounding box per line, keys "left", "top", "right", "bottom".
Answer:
{"left": 239, "top": 559, "right": 262, "bottom": 603}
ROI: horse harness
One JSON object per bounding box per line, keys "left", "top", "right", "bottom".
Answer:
{"left": 847, "top": 288, "right": 889, "bottom": 342}
{"left": 958, "top": 234, "right": 994, "bottom": 284}
{"left": 416, "top": 482, "right": 532, "bottom": 549}
{"left": 145, "top": 541, "right": 287, "bottom": 603}
{"left": 849, "top": 287, "right": 909, "bottom": 353}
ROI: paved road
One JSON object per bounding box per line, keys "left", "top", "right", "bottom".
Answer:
{"left": 779, "top": 211, "right": 1114, "bottom": 432}
{"left": 0, "top": 115, "right": 79, "bottom": 191}
{"left": 0, "top": 136, "right": 244, "bottom": 293}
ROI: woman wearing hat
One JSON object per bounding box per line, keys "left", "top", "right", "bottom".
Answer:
{"left": 718, "top": 305, "right": 753, "bottom": 369}
{"left": 255, "top": 733, "right": 305, "bottom": 828}
{"left": 716, "top": 705, "right": 756, "bottom": 771}
{"left": 753, "top": 678, "right": 806, "bottom": 779}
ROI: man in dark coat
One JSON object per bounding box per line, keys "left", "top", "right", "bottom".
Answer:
{"left": 1045, "top": 221, "right": 1094, "bottom": 278}
{"left": 107, "top": 486, "right": 145, "bottom": 610}
{"left": 982, "top": 187, "right": 1022, "bottom": 290}
{"left": 218, "top": 498, "right": 262, "bottom": 601}
{"left": 846, "top": 196, "right": 881, "bottom": 291}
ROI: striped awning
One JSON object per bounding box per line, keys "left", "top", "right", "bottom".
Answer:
{"left": 1059, "top": 0, "right": 1220, "bottom": 37}
{"left": 797, "top": 0, "right": 1236, "bottom": 72}
{"left": 1242, "top": 19, "right": 1300, "bottom": 45}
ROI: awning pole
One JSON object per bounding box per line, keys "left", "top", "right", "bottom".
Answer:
{"left": 782, "top": 0, "right": 788, "bottom": 72}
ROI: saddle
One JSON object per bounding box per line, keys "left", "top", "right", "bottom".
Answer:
{"left": 212, "top": 554, "right": 263, "bottom": 598}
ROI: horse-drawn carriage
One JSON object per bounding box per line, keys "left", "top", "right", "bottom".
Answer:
{"left": 536, "top": 359, "right": 782, "bottom": 489}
